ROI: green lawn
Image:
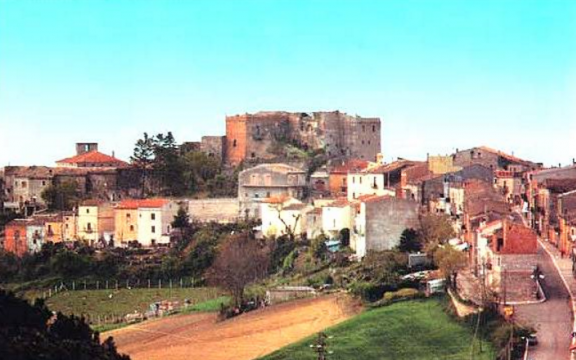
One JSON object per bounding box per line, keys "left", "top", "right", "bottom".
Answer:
{"left": 44, "top": 287, "right": 223, "bottom": 318}
{"left": 260, "top": 298, "right": 495, "bottom": 360}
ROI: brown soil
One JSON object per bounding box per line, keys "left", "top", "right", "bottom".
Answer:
{"left": 109, "top": 293, "right": 361, "bottom": 360}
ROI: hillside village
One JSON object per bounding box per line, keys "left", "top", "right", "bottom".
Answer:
{"left": 2, "top": 111, "right": 576, "bottom": 301}
{"left": 3, "top": 110, "right": 576, "bottom": 358}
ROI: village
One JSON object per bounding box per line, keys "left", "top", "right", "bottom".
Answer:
{"left": 2, "top": 110, "right": 576, "bottom": 360}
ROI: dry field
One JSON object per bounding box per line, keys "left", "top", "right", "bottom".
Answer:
{"left": 109, "top": 294, "right": 360, "bottom": 360}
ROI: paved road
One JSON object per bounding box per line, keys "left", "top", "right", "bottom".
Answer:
{"left": 516, "top": 244, "right": 572, "bottom": 360}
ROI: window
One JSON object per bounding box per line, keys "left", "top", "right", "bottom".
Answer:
{"left": 361, "top": 140, "right": 365, "bottom": 145}
{"left": 65, "top": 224, "right": 69, "bottom": 229}
{"left": 359, "top": 177, "right": 362, "bottom": 184}
{"left": 126, "top": 213, "right": 131, "bottom": 219}
{"left": 151, "top": 213, "right": 156, "bottom": 220}
{"left": 42, "top": 181, "right": 46, "bottom": 186}
{"left": 151, "top": 226, "right": 156, "bottom": 233}
{"left": 352, "top": 177, "right": 355, "bottom": 184}
{"left": 267, "top": 191, "right": 271, "bottom": 197}
{"left": 130, "top": 225, "right": 134, "bottom": 231}
{"left": 86, "top": 208, "right": 90, "bottom": 214}
{"left": 372, "top": 125, "right": 376, "bottom": 132}
{"left": 333, "top": 219, "right": 336, "bottom": 228}
{"left": 233, "top": 139, "right": 237, "bottom": 147}
{"left": 362, "top": 125, "right": 365, "bottom": 132}
{"left": 87, "top": 223, "right": 92, "bottom": 231}
{"left": 251, "top": 152, "right": 256, "bottom": 158}
{"left": 21, "top": 181, "right": 27, "bottom": 188}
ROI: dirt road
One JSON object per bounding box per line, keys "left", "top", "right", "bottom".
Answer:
{"left": 109, "top": 294, "right": 360, "bottom": 360}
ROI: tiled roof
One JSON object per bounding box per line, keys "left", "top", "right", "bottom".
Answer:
{"left": 56, "top": 150, "right": 128, "bottom": 167}
{"left": 117, "top": 199, "right": 169, "bottom": 209}
{"left": 330, "top": 159, "right": 370, "bottom": 174}
{"left": 324, "top": 197, "right": 351, "bottom": 208}
{"left": 4, "top": 166, "right": 54, "bottom": 178}
{"left": 476, "top": 146, "right": 531, "bottom": 165}
{"left": 363, "top": 160, "right": 423, "bottom": 175}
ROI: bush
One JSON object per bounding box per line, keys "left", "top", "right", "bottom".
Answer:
{"left": 349, "top": 281, "right": 391, "bottom": 302}
{"left": 383, "top": 288, "right": 421, "bottom": 302}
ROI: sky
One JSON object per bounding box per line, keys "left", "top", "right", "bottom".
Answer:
{"left": 0, "top": 0, "right": 575, "bottom": 167}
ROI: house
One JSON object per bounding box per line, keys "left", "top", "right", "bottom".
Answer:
{"left": 115, "top": 199, "right": 141, "bottom": 244}
{"left": 77, "top": 200, "right": 115, "bottom": 246}
{"left": 56, "top": 143, "right": 128, "bottom": 169}
{"left": 347, "top": 160, "right": 420, "bottom": 201}
{"left": 328, "top": 159, "right": 370, "bottom": 197}
{"left": 260, "top": 196, "right": 308, "bottom": 239}
{"left": 43, "top": 214, "right": 65, "bottom": 244}
{"left": 305, "top": 207, "right": 323, "bottom": 240}
{"left": 310, "top": 167, "right": 330, "bottom": 196}
{"left": 238, "top": 163, "right": 307, "bottom": 219}
{"left": 136, "top": 199, "right": 178, "bottom": 247}
{"left": 321, "top": 198, "right": 355, "bottom": 240}
{"left": 2, "top": 166, "right": 53, "bottom": 211}
{"left": 4, "top": 220, "right": 29, "bottom": 256}
{"left": 475, "top": 220, "right": 538, "bottom": 303}
{"left": 351, "top": 195, "right": 419, "bottom": 258}
{"left": 452, "top": 146, "right": 540, "bottom": 173}
{"left": 420, "top": 164, "right": 494, "bottom": 210}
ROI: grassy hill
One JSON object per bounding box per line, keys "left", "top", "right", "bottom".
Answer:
{"left": 44, "top": 287, "right": 225, "bottom": 318}
{"left": 259, "top": 298, "right": 494, "bottom": 360}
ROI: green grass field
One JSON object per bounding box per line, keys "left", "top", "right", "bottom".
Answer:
{"left": 260, "top": 298, "right": 494, "bottom": 360}
{"left": 44, "top": 287, "right": 223, "bottom": 318}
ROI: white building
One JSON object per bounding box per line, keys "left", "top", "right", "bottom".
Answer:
{"left": 260, "top": 196, "right": 309, "bottom": 238}
{"left": 136, "top": 199, "right": 178, "bottom": 247}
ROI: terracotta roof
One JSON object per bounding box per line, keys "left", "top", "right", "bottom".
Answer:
{"left": 283, "top": 203, "right": 307, "bottom": 211}
{"left": 359, "top": 194, "right": 393, "bottom": 203}
{"left": 324, "top": 197, "right": 352, "bottom": 208}
{"left": 117, "top": 199, "right": 169, "bottom": 209}
{"left": 476, "top": 146, "right": 531, "bottom": 165}
{"left": 262, "top": 194, "right": 292, "bottom": 204}
{"left": 330, "top": 159, "right": 370, "bottom": 174}
{"left": 56, "top": 150, "right": 128, "bottom": 167}
{"left": 4, "top": 166, "right": 54, "bottom": 178}
{"left": 363, "top": 160, "right": 419, "bottom": 175}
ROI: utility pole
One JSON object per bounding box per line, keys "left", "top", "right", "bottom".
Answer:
{"left": 310, "top": 332, "right": 333, "bottom": 360}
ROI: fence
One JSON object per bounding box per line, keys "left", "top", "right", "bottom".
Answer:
{"left": 40, "top": 277, "right": 216, "bottom": 329}
{"left": 41, "top": 277, "right": 201, "bottom": 298}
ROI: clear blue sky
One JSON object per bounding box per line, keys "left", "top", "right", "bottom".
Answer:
{"left": 1, "top": 0, "right": 575, "bottom": 166}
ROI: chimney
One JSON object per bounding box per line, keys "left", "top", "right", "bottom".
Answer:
{"left": 112, "top": 151, "right": 115, "bottom": 158}
{"left": 573, "top": 158, "right": 575, "bottom": 165}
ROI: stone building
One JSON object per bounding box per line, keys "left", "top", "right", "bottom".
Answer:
{"left": 56, "top": 143, "right": 128, "bottom": 169}
{"left": 475, "top": 220, "right": 539, "bottom": 303}
{"left": 187, "top": 198, "right": 240, "bottom": 223}
{"left": 453, "top": 146, "right": 540, "bottom": 172}
{"left": 352, "top": 195, "right": 419, "bottom": 258}
{"left": 347, "top": 160, "right": 423, "bottom": 202}
{"left": 181, "top": 136, "right": 227, "bottom": 160}
{"left": 238, "top": 163, "right": 307, "bottom": 219}
{"left": 225, "top": 111, "right": 381, "bottom": 165}
{"left": 3, "top": 166, "right": 53, "bottom": 209}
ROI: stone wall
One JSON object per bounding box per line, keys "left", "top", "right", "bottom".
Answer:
{"left": 365, "top": 197, "right": 419, "bottom": 251}
{"left": 225, "top": 111, "right": 381, "bottom": 165}
{"left": 200, "top": 136, "right": 226, "bottom": 160}
{"left": 187, "top": 198, "right": 240, "bottom": 223}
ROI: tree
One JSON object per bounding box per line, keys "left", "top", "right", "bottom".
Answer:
{"left": 172, "top": 207, "right": 191, "bottom": 229}
{"left": 433, "top": 245, "right": 467, "bottom": 288}
{"left": 418, "top": 214, "right": 456, "bottom": 253}
{"left": 310, "top": 234, "right": 329, "bottom": 261}
{"left": 339, "top": 228, "right": 350, "bottom": 247}
{"left": 208, "top": 233, "right": 269, "bottom": 307}
{"left": 0, "top": 290, "right": 129, "bottom": 360}
{"left": 131, "top": 132, "right": 155, "bottom": 197}
{"left": 41, "top": 181, "right": 81, "bottom": 211}
{"left": 397, "top": 228, "right": 422, "bottom": 253}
